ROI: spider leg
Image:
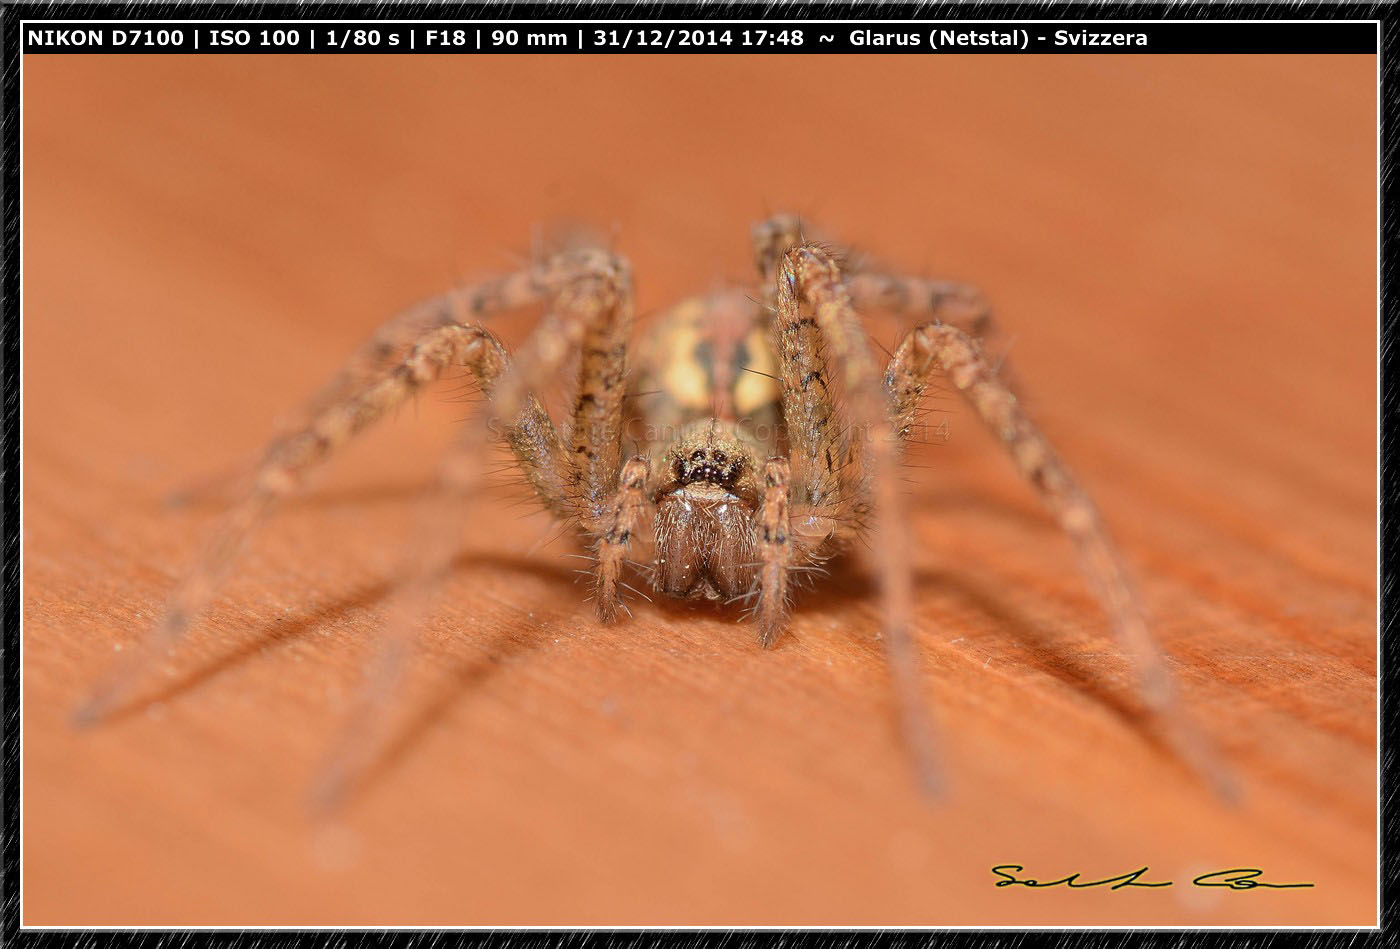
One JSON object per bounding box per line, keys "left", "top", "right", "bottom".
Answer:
{"left": 594, "top": 456, "right": 651, "bottom": 622}
{"left": 300, "top": 253, "right": 594, "bottom": 424}
{"left": 312, "top": 251, "right": 637, "bottom": 804}
{"left": 557, "top": 254, "right": 634, "bottom": 528}
{"left": 511, "top": 249, "right": 642, "bottom": 618}
{"left": 75, "top": 321, "right": 542, "bottom": 725}
{"left": 759, "top": 225, "right": 944, "bottom": 796}
{"left": 846, "top": 272, "right": 994, "bottom": 339}
{"left": 755, "top": 457, "right": 793, "bottom": 646}
{"left": 168, "top": 260, "right": 580, "bottom": 509}
{"left": 73, "top": 252, "right": 620, "bottom": 725}
{"left": 753, "top": 213, "right": 991, "bottom": 335}
{"left": 889, "top": 321, "right": 1235, "bottom": 799}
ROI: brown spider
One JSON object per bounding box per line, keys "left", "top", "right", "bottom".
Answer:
{"left": 77, "top": 214, "right": 1229, "bottom": 801}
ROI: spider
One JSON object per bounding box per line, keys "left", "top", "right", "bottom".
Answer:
{"left": 77, "top": 214, "right": 1228, "bottom": 801}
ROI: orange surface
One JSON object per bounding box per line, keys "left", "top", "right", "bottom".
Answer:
{"left": 22, "top": 54, "right": 1376, "bottom": 925}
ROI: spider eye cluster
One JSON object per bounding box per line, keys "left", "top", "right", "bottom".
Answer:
{"left": 674, "top": 447, "right": 743, "bottom": 488}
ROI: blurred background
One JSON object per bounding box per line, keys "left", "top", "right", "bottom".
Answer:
{"left": 23, "top": 53, "right": 1375, "bottom": 924}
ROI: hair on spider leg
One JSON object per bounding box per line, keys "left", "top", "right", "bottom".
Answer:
{"left": 741, "top": 290, "right": 768, "bottom": 307}
{"left": 523, "top": 519, "right": 576, "bottom": 557}
{"left": 739, "top": 365, "right": 780, "bottom": 382}
{"left": 443, "top": 369, "right": 485, "bottom": 390}
{"left": 478, "top": 464, "right": 537, "bottom": 483}
{"left": 495, "top": 495, "right": 546, "bottom": 513}
{"left": 799, "top": 238, "right": 851, "bottom": 272}
{"left": 617, "top": 580, "right": 653, "bottom": 603}
{"left": 787, "top": 566, "right": 833, "bottom": 594}
{"left": 725, "top": 588, "right": 762, "bottom": 608}
{"left": 869, "top": 333, "right": 897, "bottom": 363}
{"left": 441, "top": 396, "right": 490, "bottom": 410}
{"left": 439, "top": 380, "right": 488, "bottom": 403}
{"left": 475, "top": 455, "right": 527, "bottom": 474}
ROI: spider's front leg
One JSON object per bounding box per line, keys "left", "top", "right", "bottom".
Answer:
{"left": 75, "top": 320, "right": 547, "bottom": 725}
{"left": 751, "top": 212, "right": 993, "bottom": 337}
{"left": 309, "top": 250, "right": 641, "bottom": 806}
{"left": 297, "top": 261, "right": 571, "bottom": 425}
{"left": 593, "top": 455, "right": 651, "bottom": 621}
{"left": 759, "top": 227, "right": 945, "bottom": 795}
{"left": 75, "top": 250, "right": 616, "bottom": 725}
{"left": 520, "top": 251, "right": 647, "bottom": 621}
{"left": 889, "top": 322, "right": 1235, "bottom": 798}
{"left": 349, "top": 247, "right": 639, "bottom": 644}
{"left": 168, "top": 259, "right": 589, "bottom": 508}
{"left": 755, "top": 457, "right": 793, "bottom": 646}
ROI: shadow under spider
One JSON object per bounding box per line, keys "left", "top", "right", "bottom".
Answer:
{"left": 326, "top": 582, "right": 567, "bottom": 809}
{"left": 913, "top": 566, "right": 1192, "bottom": 774}
{"left": 159, "top": 476, "right": 514, "bottom": 515}
{"left": 637, "top": 549, "right": 1177, "bottom": 772}
{"left": 95, "top": 526, "right": 1186, "bottom": 800}
{"left": 91, "top": 551, "right": 578, "bottom": 727}
{"left": 161, "top": 472, "right": 1055, "bottom": 536}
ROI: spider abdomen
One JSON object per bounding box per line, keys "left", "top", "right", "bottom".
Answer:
{"left": 628, "top": 291, "right": 781, "bottom": 451}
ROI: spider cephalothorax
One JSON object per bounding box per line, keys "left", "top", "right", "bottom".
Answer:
{"left": 79, "top": 214, "right": 1229, "bottom": 800}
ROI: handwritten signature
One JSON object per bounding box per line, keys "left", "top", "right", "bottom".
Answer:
{"left": 991, "top": 865, "right": 1315, "bottom": 891}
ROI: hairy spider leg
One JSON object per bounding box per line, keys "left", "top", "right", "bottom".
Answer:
{"left": 888, "top": 321, "right": 1236, "bottom": 801}
{"left": 756, "top": 457, "right": 794, "bottom": 638}
{"left": 165, "top": 258, "right": 589, "bottom": 510}
{"left": 846, "top": 272, "right": 994, "bottom": 339}
{"left": 75, "top": 323, "right": 528, "bottom": 726}
{"left": 758, "top": 224, "right": 945, "bottom": 797}
{"left": 594, "top": 456, "right": 652, "bottom": 619}
{"left": 314, "top": 250, "right": 638, "bottom": 806}
{"left": 74, "top": 251, "right": 620, "bottom": 726}
{"left": 755, "top": 212, "right": 992, "bottom": 337}
{"left": 299, "top": 252, "right": 604, "bottom": 426}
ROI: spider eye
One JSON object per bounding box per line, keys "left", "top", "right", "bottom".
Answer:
{"left": 713, "top": 451, "right": 727, "bottom": 466}
{"left": 690, "top": 449, "right": 706, "bottom": 462}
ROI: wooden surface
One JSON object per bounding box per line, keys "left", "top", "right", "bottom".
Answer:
{"left": 22, "top": 54, "right": 1376, "bottom": 925}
